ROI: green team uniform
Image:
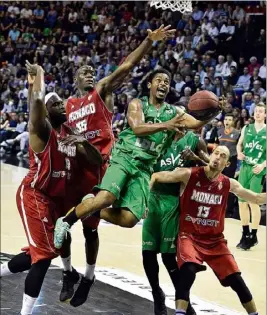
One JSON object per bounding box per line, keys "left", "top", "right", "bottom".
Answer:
{"left": 142, "top": 131, "right": 199, "bottom": 253}
{"left": 238, "top": 124, "right": 266, "bottom": 201}
{"left": 96, "top": 97, "right": 178, "bottom": 220}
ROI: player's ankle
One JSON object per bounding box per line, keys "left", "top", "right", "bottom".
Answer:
{"left": 63, "top": 209, "right": 78, "bottom": 226}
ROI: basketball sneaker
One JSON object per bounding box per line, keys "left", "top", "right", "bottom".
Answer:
{"left": 249, "top": 234, "right": 258, "bottom": 247}
{"left": 54, "top": 217, "right": 70, "bottom": 249}
{"left": 59, "top": 268, "right": 80, "bottom": 302}
{"left": 152, "top": 287, "right": 167, "bottom": 315}
{"left": 70, "top": 276, "right": 95, "bottom": 307}
{"left": 238, "top": 234, "right": 251, "bottom": 251}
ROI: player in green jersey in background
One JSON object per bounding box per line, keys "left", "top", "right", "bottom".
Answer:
{"left": 236, "top": 103, "right": 266, "bottom": 250}
{"left": 54, "top": 68, "right": 222, "bottom": 249}
{"left": 142, "top": 130, "right": 209, "bottom": 315}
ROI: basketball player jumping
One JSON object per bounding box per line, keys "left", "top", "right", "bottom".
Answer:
{"left": 150, "top": 145, "right": 265, "bottom": 315}
{"left": 0, "top": 63, "right": 102, "bottom": 315}
{"left": 236, "top": 103, "right": 266, "bottom": 250}
{"left": 60, "top": 25, "right": 181, "bottom": 307}
{"left": 142, "top": 129, "right": 208, "bottom": 315}
{"left": 54, "top": 69, "right": 222, "bottom": 249}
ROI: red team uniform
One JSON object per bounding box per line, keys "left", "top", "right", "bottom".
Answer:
{"left": 65, "top": 88, "right": 114, "bottom": 228}
{"left": 177, "top": 167, "right": 240, "bottom": 280}
{"left": 16, "top": 124, "right": 77, "bottom": 264}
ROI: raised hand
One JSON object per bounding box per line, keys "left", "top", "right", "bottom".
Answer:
{"left": 147, "top": 24, "right": 176, "bottom": 41}
{"left": 26, "top": 60, "right": 38, "bottom": 76}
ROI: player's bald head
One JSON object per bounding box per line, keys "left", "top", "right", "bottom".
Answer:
{"left": 213, "top": 145, "right": 230, "bottom": 161}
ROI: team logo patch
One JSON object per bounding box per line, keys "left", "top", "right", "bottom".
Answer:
{"left": 218, "top": 182, "right": 223, "bottom": 190}
{"left": 88, "top": 95, "right": 92, "bottom": 101}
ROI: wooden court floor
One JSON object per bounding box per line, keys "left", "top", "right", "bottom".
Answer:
{"left": 1, "top": 163, "right": 266, "bottom": 314}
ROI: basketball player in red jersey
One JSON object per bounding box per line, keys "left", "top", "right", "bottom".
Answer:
{"left": 0, "top": 63, "right": 102, "bottom": 315}
{"left": 62, "top": 25, "right": 176, "bottom": 307}
{"left": 150, "top": 146, "right": 264, "bottom": 315}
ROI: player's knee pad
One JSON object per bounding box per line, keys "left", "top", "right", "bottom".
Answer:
{"left": 175, "top": 263, "right": 197, "bottom": 301}
{"left": 221, "top": 273, "right": 252, "bottom": 304}
{"left": 83, "top": 227, "right": 98, "bottom": 243}
{"left": 161, "top": 253, "right": 177, "bottom": 271}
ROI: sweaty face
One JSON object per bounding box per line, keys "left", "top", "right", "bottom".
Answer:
{"left": 254, "top": 106, "right": 266, "bottom": 122}
{"left": 149, "top": 73, "right": 170, "bottom": 101}
{"left": 224, "top": 116, "right": 234, "bottom": 128}
{"left": 76, "top": 65, "right": 96, "bottom": 91}
{"left": 209, "top": 147, "right": 230, "bottom": 171}
{"left": 46, "top": 95, "right": 66, "bottom": 124}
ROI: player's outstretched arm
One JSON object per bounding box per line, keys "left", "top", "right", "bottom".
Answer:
{"left": 127, "top": 98, "right": 184, "bottom": 136}
{"left": 229, "top": 178, "right": 266, "bottom": 205}
{"left": 26, "top": 61, "right": 51, "bottom": 153}
{"left": 236, "top": 126, "right": 246, "bottom": 160}
{"left": 150, "top": 168, "right": 191, "bottom": 189}
{"left": 96, "top": 25, "right": 175, "bottom": 99}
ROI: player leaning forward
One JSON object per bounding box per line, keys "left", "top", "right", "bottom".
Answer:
{"left": 150, "top": 146, "right": 265, "bottom": 315}
{"left": 54, "top": 68, "right": 223, "bottom": 248}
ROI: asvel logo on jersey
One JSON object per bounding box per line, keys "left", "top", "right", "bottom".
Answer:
{"left": 160, "top": 153, "right": 183, "bottom": 167}
{"left": 57, "top": 141, "right": 76, "bottom": 157}
{"left": 191, "top": 189, "right": 223, "bottom": 205}
{"left": 68, "top": 103, "right": 96, "bottom": 123}
{"left": 245, "top": 140, "right": 263, "bottom": 152}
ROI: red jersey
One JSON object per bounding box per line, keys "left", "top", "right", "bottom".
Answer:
{"left": 66, "top": 88, "right": 114, "bottom": 161}
{"left": 23, "top": 124, "right": 76, "bottom": 198}
{"left": 180, "top": 167, "right": 230, "bottom": 239}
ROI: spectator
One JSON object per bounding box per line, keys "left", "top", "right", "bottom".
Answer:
{"left": 235, "top": 67, "right": 251, "bottom": 91}
{"left": 192, "top": 5, "right": 204, "bottom": 22}
{"left": 183, "top": 41, "right": 194, "bottom": 60}
{"left": 215, "top": 55, "right": 225, "bottom": 77}
{"left": 240, "top": 108, "right": 250, "bottom": 127}
{"left": 214, "top": 76, "right": 223, "bottom": 97}
{"left": 248, "top": 56, "right": 261, "bottom": 75}
{"left": 208, "top": 21, "right": 219, "bottom": 39}
{"left": 176, "top": 30, "right": 185, "bottom": 45}
{"left": 232, "top": 5, "right": 246, "bottom": 22}
{"left": 222, "top": 54, "right": 237, "bottom": 77}
{"left": 227, "top": 66, "right": 239, "bottom": 86}
{"left": 174, "top": 73, "right": 185, "bottom": 94}
{"left": 201, "top": 119, "right": 219, "bottom": 145}
{"left": 203, "top": 4, "right": 215, "bottom": 21}
{"left": 201, "top": 77, "right": 215, "bottom": 92}
{"left": 201, "top": 17, "right": 211, "bottom": 33}
{"left": 8, "top": 24, "right": 20, "bottom": 42}
{"left": 192, "top": 28, "right": 202, "bottom": 49}
{"left": 1, "top": 99, "right": 15, "bottom": 113}
{"left": 259, "top": 57, "right": 266, "bottom": 81}
{"left": 241, "top": 91, "right": 254, "bottom": 111}
{"left": 252, "top": 80, "right": 266, "bottom": 99}
{"left": 249, "top": 94, "right": 261, "bottom": 117}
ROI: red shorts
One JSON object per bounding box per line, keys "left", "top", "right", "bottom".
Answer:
{"left": 177, "top": 232, "right": 240, "bottom": 281}
{"left": 65, "top": 162, "right": 109, "bottom": 229}
{"left": 16, "top": 184, "right": 65, "bottom": 264}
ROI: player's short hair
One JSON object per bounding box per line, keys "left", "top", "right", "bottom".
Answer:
{"left": 224, "top": 113, "right": 234, "bottom": 119}
{"left": 255, "top": 103, "right": 266, "bottom": 112}
{"left": 75, "top": 63, "right": 95, "bottom": 80}
{"left": 147, "top": 68, "right": 171, "bottom": 83}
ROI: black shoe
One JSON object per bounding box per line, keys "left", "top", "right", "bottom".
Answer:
{"left": 249, "top": 234, "right": 258, "bottom": 247}
{"left": 236, "top": 233, "right": 247, "bottom": 249}
{"left": 239, "top": 234, "right": 252, "bottom": 251}
{"left": 70, "top": 276, "right": 95, "bottom": 307}
{"left": 186, "top": 303, "right": 196, "bottom": 315}
{"left": 59, "top": 268, "right": 80, "bottom": 302}
{"left": 152, "top": 287, "right": 167, "bottom": 315}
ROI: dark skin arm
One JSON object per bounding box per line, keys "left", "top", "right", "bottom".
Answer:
{"left": 95, "top": 25, "right": 175, "bottom": 111}
{"left": 181, "top": 137, "right": 210, "bottom": 166}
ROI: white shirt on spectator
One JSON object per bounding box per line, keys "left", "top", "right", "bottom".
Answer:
{"left": 215, "top": 64, "right": 224, "bottom": 77}
{"left": 192, "top": 10, "right": 204, "bottom": 21}
{"left": 8, "top": 5, "right": 20, "bottom": 15}
{"left": 220, "top": 24, "right": 235, "bottom": 35}
{"left": 20, "top": 8, "right": 33, "bottom": 19}
{"left": 98, "top": 14, "right": 106, "bottom": 24}
{"left": 68, "top": 12, "right": 78, "bottom": 22}
{"left": 232, "top": 8, "right": 245, "bottom": 21}
{"left": 221, "top": 61, "right": 237, "bottom": 77}
{"left": 259, "top": 64, "right": 266, "bottom": 79}
{"left": 176, "top": 36, "right": 184, "bottom": 45}
{"left": 203, "top": 9, "right": 214, "bottom": 21}
{"left": 208, "top": 26, "right": 219, "bottom": 38}
{"left": 83, "top": 25, "right": 91, "bottom": 33}
{"left": 236, "top": 74, "right": 251, "bottom": 90}
{"left": 175, "top": 81, "right": 185, "bottom": 93}
{"left": 1, "top": 101, "right": 15, "bottom": 113}
{"left": 201, "top": 22, "right": 211, "bottom": 33}
{"left": 16, "top": 122, "right": 27, "bottom": 133}
{"left": 252, "top": 88, "right": 266, "bottom": 98}
{"left": 18, "top": 88, "right": 28, "bottom": 99}
{"left": 192, "top": 35, "right": 201, "bottom": 49}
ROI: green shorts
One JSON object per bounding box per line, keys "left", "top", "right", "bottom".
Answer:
{"left": 95, "top": 152, "right": 150, "bottom": 221}
{"left": 238, "top": 163, "right": 265, "bottom": 202}
{"left": 142, "top": 190, "right": 179, "bottom": 253}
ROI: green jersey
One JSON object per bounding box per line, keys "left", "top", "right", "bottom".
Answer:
{"left": 115, "top": 97, "right": 177, "bottom": 167}
{"left": 243, "top": 124, "right": 266, "bottom": 167}
{"left": 153, "top": 131, "right": 199, "bottom": 194}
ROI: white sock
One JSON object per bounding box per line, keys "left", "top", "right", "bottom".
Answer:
{"left": 175, "top": 310, "right": 186, "bottom": 315}
{"left": 20, "top": 293, "right": 37, "bottom": 315}
{"left": 84, "top": 263, "right": 95, "bottom": 280}
{"left": 61, "top": 256, "right": 72, "bottom": 272}
{"left": 0, "top": 262, "right": 13, "bottom": 277}
{"left": 249, "top": 312, "right": 258, "bottom": 315}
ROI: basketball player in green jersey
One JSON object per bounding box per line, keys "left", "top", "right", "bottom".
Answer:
{"left": 142, "top": 130, "right": 209, "bottom": 315}
{"left": 54, "top": 69, "right": 221, "bottom": 248}
{"left": 237, "top": 103, "right": 266, "bottom": 250}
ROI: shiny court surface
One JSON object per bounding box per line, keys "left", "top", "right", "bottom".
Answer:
{"left": 1, "top": 162, "right": 266, "bottom": 315}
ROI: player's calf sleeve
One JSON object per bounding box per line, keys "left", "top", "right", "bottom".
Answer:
{"left": 221, "top": 273, "right": 253, "bottom": 304}
{"left": 84, "top": 227, "right": 99, "bottom": 266}
{"left": 142, "top": 250, "right": 160, "bottom": 291}
{"left": 175, "top": 263, "right": 197, "bottom": 301}
{"left": 24, "top": 259, "right": 51, "bottom": 298}
{"left": 1, "top": 252, "right": 32, "bottom": 276}
{"left": 161, "top": 253, "right": 180, "bottom": 291}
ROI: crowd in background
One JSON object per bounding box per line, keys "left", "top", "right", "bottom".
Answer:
{"left": 0, "top": 1, "right": 266, "bottom": 198}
